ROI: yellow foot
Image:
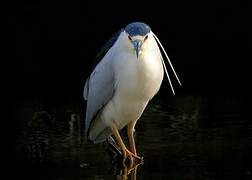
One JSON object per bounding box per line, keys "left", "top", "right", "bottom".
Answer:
{"left": 122, "top": 148, "right": 144, "bottom": 166}
{"left": 122, "top": 157, "right": 143, "bottom": 178}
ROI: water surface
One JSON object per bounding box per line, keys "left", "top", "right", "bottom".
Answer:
{"left": 14, "top": 95, "right": 252, "bottom": 179}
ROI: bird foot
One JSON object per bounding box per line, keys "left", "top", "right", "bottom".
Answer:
{"left": 123, "top": 148, "right": 143, "bottom": 167}
{"left": 122, "top": 160, "right": 142, "bottom": 178}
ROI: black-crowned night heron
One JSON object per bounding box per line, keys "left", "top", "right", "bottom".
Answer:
{"left": 84, "top": 22, "right": 181, "bottom": 164}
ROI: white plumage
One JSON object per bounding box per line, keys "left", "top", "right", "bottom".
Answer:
{"left": 84, "top": 22, "right": 180, "bottom": 163}
{"left": 102, "top": 31, "right": 164, "bottom": 130}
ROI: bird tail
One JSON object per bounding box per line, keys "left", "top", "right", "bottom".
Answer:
{"left": 88, "top": 113, "right": 112, "bottom": 144}
{"left": 105, "top": 136, "right": 122, "bottom": 158}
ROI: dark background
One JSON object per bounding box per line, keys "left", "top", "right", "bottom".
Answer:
{"left": 8, "top": 0, "right": 251, "bottom": 98}
{"left": 7, "top": 0, "right": 251, "bottom": 178}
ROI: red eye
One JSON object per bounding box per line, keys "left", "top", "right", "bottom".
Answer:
{"left": 128, "top": 36, "right": 132, "bottom": 41}
{"left": 144, "top": 35, "right": 148, "bottom": 41}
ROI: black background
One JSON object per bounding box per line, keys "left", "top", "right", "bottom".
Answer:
{"left": 8, "top": 0, "right": 251, "bottom": 98}
{"left": 7, "top": 0, "right": 251, "bottom": 177}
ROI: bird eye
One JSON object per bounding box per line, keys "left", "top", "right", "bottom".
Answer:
{"left": 128, "top": 36, "right": 132, "bottom": 41}
{"left": 144, "top": 35, "right": 148, "bottom": 41}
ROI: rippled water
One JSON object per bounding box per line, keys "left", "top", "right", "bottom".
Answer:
{"left": 14, "top": 95, "right": 252, "bottom": 179}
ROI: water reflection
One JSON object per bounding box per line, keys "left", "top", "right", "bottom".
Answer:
{"left": 24, "top": 111, "right": 53, "bottom": 165}
{"left": 14, "top": 95, "right": 252, "bottom": 179}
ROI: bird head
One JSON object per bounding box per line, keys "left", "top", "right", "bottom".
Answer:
{"left": 118, "top": 22, "right": 181, "bottom": 94}
{"left": 124, "top": 22, "right": 151, "bottom": 59}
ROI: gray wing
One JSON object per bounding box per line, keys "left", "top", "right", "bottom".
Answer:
{"left": 84, "top": 56, "right": 115, "bottom": 134}
{"left": 83, "top": 30, "right": 122, "bottom": 136}
{"left": 86, "top": 28, "right": 124, "bottom": 76}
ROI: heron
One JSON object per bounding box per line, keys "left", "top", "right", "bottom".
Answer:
{"left": 83, "top": 22, "right": 181, "bottom": 164}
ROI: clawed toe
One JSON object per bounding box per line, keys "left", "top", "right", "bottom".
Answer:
{"left": 122, "top": 148, "right": 143, "bottom": 167}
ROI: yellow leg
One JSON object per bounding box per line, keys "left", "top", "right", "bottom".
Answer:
{"left": 111, "top": 124, "right": 133, "bottom": 165}
{"left": 127, "top": 122, "right": 137, "bottom": 155}
{"left": 127, "top": 122, "right": 143, "bottom": 161}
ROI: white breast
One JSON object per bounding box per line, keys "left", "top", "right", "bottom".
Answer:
{"left": 101, "top": 34, "right": 164, "bottom": 129}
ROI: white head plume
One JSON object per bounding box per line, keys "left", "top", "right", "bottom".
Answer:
{"left": 152, "top": 32, "right": 182, "bottom": 95}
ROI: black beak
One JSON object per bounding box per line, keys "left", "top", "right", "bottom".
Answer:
{"left": 132, "top": 40, "right": 142, "bottom": 59}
